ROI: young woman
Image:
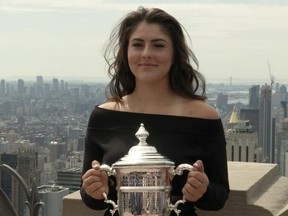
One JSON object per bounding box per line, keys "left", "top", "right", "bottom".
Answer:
{"left": 81, "top": 6, "right": 229, "bottom": 216}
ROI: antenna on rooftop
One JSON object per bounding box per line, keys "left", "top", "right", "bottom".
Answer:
{"left": 267, "top": 60, "right": 275, "bottom": 86}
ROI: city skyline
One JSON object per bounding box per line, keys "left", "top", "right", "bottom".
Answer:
{"left": 1, "top": 75, "right": 287, "bottom": 86}
{"left": 1, "top": 0, "right": 288, "bottom": 84}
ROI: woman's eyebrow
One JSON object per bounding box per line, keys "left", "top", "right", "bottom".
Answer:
{"left": 130, "top": 38, "right": 168, "bottom": 43}
{"left": 151, "top": 39, "right": 167, "bottom": 43}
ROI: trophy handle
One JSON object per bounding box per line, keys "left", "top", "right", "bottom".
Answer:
{"left": 102, "top": 192, "right": 118, "bottom": 215}
{"left": 172, "top": 163, "right": 193, "bottom": 176}
{"left": 99, "top": 164, "right": 115, "bottom": 176}
{"left": 169, "top": 163, "right": 193, "bottom": 216}
{"left": 99, "top": 164, "right": 118, "bottom": 215}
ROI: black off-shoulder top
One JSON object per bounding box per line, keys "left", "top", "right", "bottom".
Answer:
{"left": 80, "top": 106, "right": 229, "bottom": 216}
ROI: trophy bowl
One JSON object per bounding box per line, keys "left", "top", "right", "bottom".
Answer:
{"left": 100, "top": 123, "right": 193, "bottom": 216}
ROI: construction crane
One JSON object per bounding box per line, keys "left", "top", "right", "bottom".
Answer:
{"left": 267, "top": 60, "right": 275, "bottom": 86}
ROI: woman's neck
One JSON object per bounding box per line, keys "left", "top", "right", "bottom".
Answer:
{"left": 130, "top": 83, "right": 176, "bottom": 102}
{"left": 122, "top": 86, "right": 184, "bottom": 114}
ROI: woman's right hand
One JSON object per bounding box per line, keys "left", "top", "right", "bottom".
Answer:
{"left": 82, "top": 160, "right": 109, "bottom": 200}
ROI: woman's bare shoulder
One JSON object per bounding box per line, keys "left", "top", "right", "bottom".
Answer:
{"left": 98, "top": 101, "right": 118, "bottom": 110}
{"left": 98, "top": 100, "right": 123, "bottom": 111}
{"left": 186, "top": 100, "right": 220, "bottom": 120}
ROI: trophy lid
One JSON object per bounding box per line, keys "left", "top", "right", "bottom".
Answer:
{"left": 112, "top": 123, "right": 175, "bottom": 167}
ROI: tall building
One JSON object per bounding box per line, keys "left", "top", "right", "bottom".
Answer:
{"left": 0, "top": 153, "right": 17, "bottom": 200}
{"left": 49, "top": 141, "right": 67, "bottom": 162}
{"left": 36, "top": 76, "right": 44, "bottom": 96}
{"left": 276, "top": 102, "right": 288, "bottom": 176}
{"left": 249, "top": 85, "right": 260, "bottom": 109}
{"left": 57, "top": 167, "right": 82, "bottom": 193}
{"left": 17, "top": 79, "right": 25, "bottom": 96}
{"left": 44, "top": 83, "right": 50, "bottom": 97}
{"left": 216, "top": 93, "right": 228, "bottom": 109}
{"left": 15, "top": 145, "right": 40, "bottom": 216}
{"left": 226, "top": 108, "right": 261, "bottom": 162}
{"left": 240, "top": 109, "right": 259, "bottom": 132}
{"left": 282, "top": 119, "right": 288, "bottom": 177}
{"left": 259, "top": 84, "right": 273, "bottom": 163}
{"left": 52, "top": 78, "right": 59, "bottom": 91}
{"left": 6, "top": 83, "right": 10, "bottom": 96}
{"left": 38, "top": 184, "right": 69, "bottom": 216}
{"left": 0, "top": 79, "right": 5, "bottom": 95}
{"left": 273, "top": 85, "right": 288, "bottom": 110}
{"left": 78, "top": 135, "right": 85, "bottom": 151}
{"left": 281, "top": 101, "right": 287, "bottom": 119}
{"left": 60, "top": 80, "right": 65, "bottom": 92}
{"left": 1, "top": 148, "right": 40, "bottom": 216}
{"left": 280, "top": 85, "right": 287, "bottom": 95}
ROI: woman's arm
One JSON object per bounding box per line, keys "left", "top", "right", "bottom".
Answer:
{"left": 194, "top": 129, "right": 230, "bottom": 210}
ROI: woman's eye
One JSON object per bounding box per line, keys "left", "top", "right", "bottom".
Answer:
{"left": 132, "top": 43, "right": 142, "bottom": 47}
{"left": 154, "top": 44, "right": 164, "bottom": 48}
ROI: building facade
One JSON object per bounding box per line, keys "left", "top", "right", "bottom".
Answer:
{"left": 38, "top": 184, "right": 69, "bottom": 216}
{"left": 57, "top": 167, "right": 82, "bottom": 193}
{"left": 226, "top": 107, "right": 262, "bottom": 162}
{"left": 259, "top": 84, "right": 273, "bottom": 163}
{"left": 249, "top": 85, "right": 260, "bottom": 109}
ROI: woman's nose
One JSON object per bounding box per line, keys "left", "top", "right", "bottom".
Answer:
{"left": 142, "top": 46, "right": 152, "bottom": 58}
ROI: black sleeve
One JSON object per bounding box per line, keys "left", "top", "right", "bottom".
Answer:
{"left": 194, "top": 126, "right": 230, "bottom": 210}
{"left": 80, "top": 112, "right": 117, "bottom": 211}
{"left": 80, "top": 127, "right": 107, "bottom": 210}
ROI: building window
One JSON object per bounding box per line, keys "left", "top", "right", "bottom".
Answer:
{"left": 246, "top": 146, "right": 249, "bottom": 162}
{"left": 239, "top": 146, "right": 242, "bottom": 161}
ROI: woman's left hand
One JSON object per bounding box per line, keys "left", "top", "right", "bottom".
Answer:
{"left": 182, "top": 160, "right": 209, "bottom": 202}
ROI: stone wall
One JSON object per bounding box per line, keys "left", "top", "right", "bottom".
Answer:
{"left": 62, "top": 162, "right": 288, "bottom": 216}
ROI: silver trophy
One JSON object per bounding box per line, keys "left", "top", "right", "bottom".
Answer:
{"left": 100, "top": 123, "right": 193, "bottom": 216}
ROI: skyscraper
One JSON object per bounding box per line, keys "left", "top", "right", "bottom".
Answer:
{"left": 0, "top": 148, "right": 40, "bottom": 216}
{"left": 0, "top": 79, "right": 5, "bottom": 96}
{"left": 259, "top": 84, "right": 273, "bottom": 163}
{"left": 57, "top": 167, "right": 82, "bottom": 193}
{"left": 17, "top": 79, "right": 25, "bottom": 96}
{"left": 52, "top": 78, "right": 59, "bottom": 91}
{"left": 240, "top": 109, "right": 259, "bottom": 132}
{"left": 0, "top": 153, "right": 17, "bottom": 200}
{"left": 36, "top": 76, "right": 44, "bottom": 96}
{"left": 15, "top": 146, "right": 40, "bottom": 216}
{"left": 249, "top": 85, "right": 260, "bottom": 109}
{"left": 226, "top": 107, "right": 261, "bottom": 162}
{"left": 216, "top": 93, "right": 228, "bottom": 109}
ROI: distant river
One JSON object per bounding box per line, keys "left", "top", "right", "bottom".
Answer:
{"left": 228, "top": 98, "right": 249, "bottom": 105}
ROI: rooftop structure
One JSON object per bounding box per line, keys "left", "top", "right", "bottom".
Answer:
{"left": 38, "top": 184, "right": 69, "bottom": 216}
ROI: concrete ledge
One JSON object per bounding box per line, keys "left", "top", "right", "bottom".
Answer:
{"left": 196, "top": 162, "right": 288, "bottom": 216}
{"left": 62, "top": 191, "right": 105, "bottom": 216}
{"left": 227, "top": 161, "right": 279, "bottom": 204}
{"left": 253, "top": 177, "right": 288, "bottom": 215}
{"left": 62, "top": 162, "right": 288, "bottom": 216}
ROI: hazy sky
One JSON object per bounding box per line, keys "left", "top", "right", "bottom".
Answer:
{"left": 0, "top": 0, "right": 287, "bottom": 84}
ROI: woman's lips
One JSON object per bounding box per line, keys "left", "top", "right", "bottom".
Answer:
{"left": 139, "top": 63, "right": 157, "bottom": 67}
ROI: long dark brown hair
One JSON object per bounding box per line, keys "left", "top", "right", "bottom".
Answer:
{"left": 104, "top": 6, "right": 206, "bottom": 101}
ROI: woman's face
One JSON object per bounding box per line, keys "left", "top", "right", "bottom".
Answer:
{"left": 127, "top": 22, "right": 174, "bottom": 84}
